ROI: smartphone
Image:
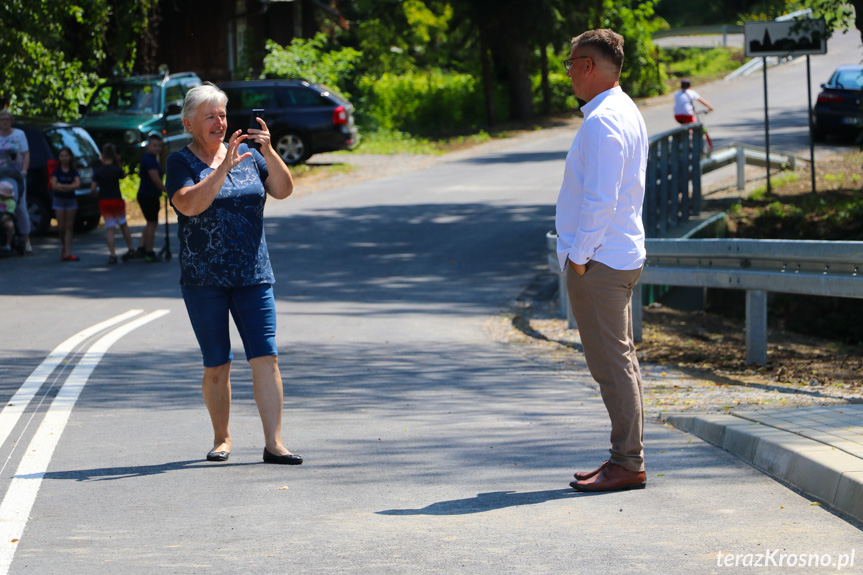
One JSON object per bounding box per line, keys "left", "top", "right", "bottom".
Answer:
{"left": 247, "top": 109, "right": 265, "bottom": 150}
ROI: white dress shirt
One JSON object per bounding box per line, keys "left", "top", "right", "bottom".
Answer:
{"left": 555, "top": 86, "right": 648, "bottom": 272}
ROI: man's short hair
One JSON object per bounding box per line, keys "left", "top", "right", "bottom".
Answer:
{"left": 681, "top": 79, "right": 691, "bottom": 90}
{"left": 571, "top": 29, "right": 625, "bottom": 75}
{"left": 147, "top": 132, "right": 164, "bottom": 142}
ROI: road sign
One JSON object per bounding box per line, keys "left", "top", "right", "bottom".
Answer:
{"left": 744, "top": 19, "right": 827, "bottom": 57}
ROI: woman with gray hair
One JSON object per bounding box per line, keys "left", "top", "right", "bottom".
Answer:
{"left": 165, "top": 82, "right": 302, "bottom": 465}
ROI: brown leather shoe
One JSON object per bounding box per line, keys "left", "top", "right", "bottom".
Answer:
{"left": 570, "top": 462, "right": 646, "bottom": 492}
{"left": 573, "top": 460, "right": 609, "bottom": 481}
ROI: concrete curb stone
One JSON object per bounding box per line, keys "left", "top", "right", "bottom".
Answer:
{"left": 663, "top": 411, "right": 863, "bottom": 526}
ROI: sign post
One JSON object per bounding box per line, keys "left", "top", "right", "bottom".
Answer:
{"left": 744, "top": 17, "right": 827, "bottom": 194}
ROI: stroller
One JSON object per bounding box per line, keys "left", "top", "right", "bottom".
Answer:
{"left": 0, "top": 167, "right": 25, "bottom": 257}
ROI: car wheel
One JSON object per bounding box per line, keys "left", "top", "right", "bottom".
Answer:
{"left": 275, "top": 133, "right": 310, "bottom": 165}
{"left": 27, "top": 195, "right": 52, "bottom": 235}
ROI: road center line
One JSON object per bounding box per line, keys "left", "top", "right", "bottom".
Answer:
{"left": 0, "top": 309, "right": 169, "bottom": 574}
{"left": 0, "top": 309, "right": 144, "bottom": 455}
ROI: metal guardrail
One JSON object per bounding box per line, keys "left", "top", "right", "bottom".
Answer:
{"left": 633, "top": 239, "right": 863, "bottom": 364}
{"left": 701, "top": 143, "right": 801, "bottom": 190}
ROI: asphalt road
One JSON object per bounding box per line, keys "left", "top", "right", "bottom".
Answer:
{"left": 1, "top": 33, "right": 862, "bottom": 575}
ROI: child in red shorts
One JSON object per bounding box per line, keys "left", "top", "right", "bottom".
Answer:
{"left": 91, "top": 143, "right": 135, "bottom": 265}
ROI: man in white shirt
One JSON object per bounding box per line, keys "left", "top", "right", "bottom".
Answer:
{"left": 556, "top": 29, "right": 648, "bottom": 493}
{"left": 673, "top": 78, "right": 714, "bottom": 124}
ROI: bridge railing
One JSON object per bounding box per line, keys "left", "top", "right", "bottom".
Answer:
{"left": 644, "top": 124, "right": 704, "bottom": 238}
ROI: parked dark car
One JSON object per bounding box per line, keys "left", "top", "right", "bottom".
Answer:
{"left": 14, "top": 120, "right": 102, "bottom": 234}
{"left": 812, "top": 64, "right": 863, "bottom": 142}
{"left": 218, "top": 80, "right": 360, "bottom": 164}
{"left": 77, "top": 71, "right": 201, "bottom": 166}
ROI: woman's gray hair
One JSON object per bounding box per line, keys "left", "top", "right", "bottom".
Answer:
{"left": 0, "top": 109, "right": 12, "bottom": 120}
{"left": 182, "top": 82, "right": 228, "bottom": 123}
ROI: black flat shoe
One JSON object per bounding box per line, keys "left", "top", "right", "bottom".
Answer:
{"left": 263, "top": 447, "right": 303, "bottom": 465}
{"left": 206, "top": 450, "right": 230, "bottom": 462}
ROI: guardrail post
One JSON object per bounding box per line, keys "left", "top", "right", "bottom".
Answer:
{"left": 737, "top": 146, "right": 746, "bottom": 190}
{"left": 746, "top": 290, "right": 768, "bottom": 365}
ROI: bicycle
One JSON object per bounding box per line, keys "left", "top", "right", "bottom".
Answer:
{"left": 693, "top": 108, "right": 714, "bottom": 153}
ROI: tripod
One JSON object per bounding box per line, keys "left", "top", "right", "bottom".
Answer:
{"left": 158, "top": 193, "right": 172, "bottom": 261}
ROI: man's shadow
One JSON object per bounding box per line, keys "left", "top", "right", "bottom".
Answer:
{"left": 377, "top": 488, "right": 603, "bottom": 516}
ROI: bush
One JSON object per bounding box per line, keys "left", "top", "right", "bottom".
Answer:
{"left": 263, "top": 33, "right": 362, "bottom": 99}
{"left": 532, "top": 71, "right": 577, "bottom": 115}
{"left": 663, "top": 47, "right": 746, "bottom": 86}
{"left": 357, "top": 68, "right": 484, "bottom": 134}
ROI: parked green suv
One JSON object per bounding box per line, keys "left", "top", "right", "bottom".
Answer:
{"left": 77, "top": 72, "right": 201, "bottom": 166}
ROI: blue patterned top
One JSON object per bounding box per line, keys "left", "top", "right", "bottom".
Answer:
{"left": 165, "top": 144, "right": 274, "bottom": 287}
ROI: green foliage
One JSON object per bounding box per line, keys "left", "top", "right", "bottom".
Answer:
{"left": 352, "top": 128, "right": 443, "bottom": 155}
{"left": 662, "top": 47, "right": 746, "bottom": 84}
{"left": 344, "top": 127, "right": 493, "bottom": 155}
{"left": 532, "top": 70, "right": 577, "bottom": 115}
{"left": 591, "top": 0, "right": 666, "bottom": 97}
{"left": 120, "top": 172, "right": 140, "bottom": 203}
{"left": 262, "top": 33, "right": 362, "bottom": 99}
{"left": 748, "top": 171, "right": 800, "bottom": 198}
{"left": 785, "top": 0, "right": 856, "bottom": 37}
{"left": 357, "top": 69, "right": 483, "bottom": 134}
{"left": 342, "top": 0, "right": 461, "bottom": 77}
{"left": 0, "top": 0, "right": 157, "bottom": 121}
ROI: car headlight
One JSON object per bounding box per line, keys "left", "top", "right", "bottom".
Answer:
{"left": 124, "top": 130, "right": 142, "bottom": 144}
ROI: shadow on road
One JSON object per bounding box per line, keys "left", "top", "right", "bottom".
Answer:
{"left": 377, "top": 488, "right": 577, "bottom": 515}
{"left": 0, "top": 202, "right": 555, "bottom": 313}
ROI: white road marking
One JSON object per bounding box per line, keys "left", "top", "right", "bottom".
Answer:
{"left": 0, "top": 310, "right": 144, "bottom": 455}
{"left": 0, "top": 309, "right": 169, "bottom": 574}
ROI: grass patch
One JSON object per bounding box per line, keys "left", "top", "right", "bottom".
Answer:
{"left": 336, "top": 127, "right": 498, "bottom": 156}
{"left": 747, "top": 171, "right": 799, "bottom": 199}
{"left": 660, "top": 46, "right": 747, "bottom": 89}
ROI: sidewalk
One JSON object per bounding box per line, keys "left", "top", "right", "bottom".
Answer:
{"left": 665, "top": 405, "right": 863, "bottom": 526}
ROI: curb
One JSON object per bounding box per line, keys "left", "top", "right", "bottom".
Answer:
{"left": 664, "top": 413, "right": 863, "bottom": 526}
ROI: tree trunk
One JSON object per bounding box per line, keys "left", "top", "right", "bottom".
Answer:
{"left": 540, "top": 42, "right": 551, "bottom": 116}
{"left": 480, "top": 27, "right": 496, "bottom": 127}
{"left": 504, "top": 36, "right": 534, "bottom": 122}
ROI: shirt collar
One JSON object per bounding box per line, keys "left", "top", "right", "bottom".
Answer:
{"left": 580, "top": 85, "right": 623, "bottom": 117}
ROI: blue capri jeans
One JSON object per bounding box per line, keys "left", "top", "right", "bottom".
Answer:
{"left": 181, "top": 283, "right": 278, "bottom": 367}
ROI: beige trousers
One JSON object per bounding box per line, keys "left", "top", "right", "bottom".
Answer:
{"left": 566, "top": 261, "right": 645, "bottom": 472}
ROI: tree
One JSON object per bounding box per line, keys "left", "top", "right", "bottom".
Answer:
{"left": 0, "top": 0, "right": 158, "bottom": 120}
{"left": 793, "top": 0, "right": 863, "bottom": 44}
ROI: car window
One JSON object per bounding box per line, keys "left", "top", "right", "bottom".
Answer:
{"left": 225, "top": 88, "right": 275, "bottom": 110}
{"left": 289, "top": 88, "right": 327, "bottom": 107}
{"left": 89, "top": 83, "right": 162, "bottom": 114}
{"left": 44, "top": 127, "right": 100, "bottom": 166}
{"left": 165, "top": 83, "right": 184, "bottom": 107}
{"left": 833, "top": 70, "right": 863, "bottom": 90}
{"left": 316, "top": 84, "right": 349, "bottom": 103}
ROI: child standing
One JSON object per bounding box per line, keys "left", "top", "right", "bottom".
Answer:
{"left": 0, "top": 179, "right": 16, "bottom": 255}
{"left": 51, "top": 146, "right": 80, "bottom": 261}
{"left": 91, "top": 143, "right": 135, "bottom": 265}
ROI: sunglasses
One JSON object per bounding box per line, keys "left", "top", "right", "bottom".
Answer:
{"left": 562, "top": 56, "right": 589, "bottom": 71}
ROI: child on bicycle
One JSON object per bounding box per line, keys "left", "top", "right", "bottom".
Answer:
{"left": 674, "top": 79, "right": 714, "bottom": 124}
